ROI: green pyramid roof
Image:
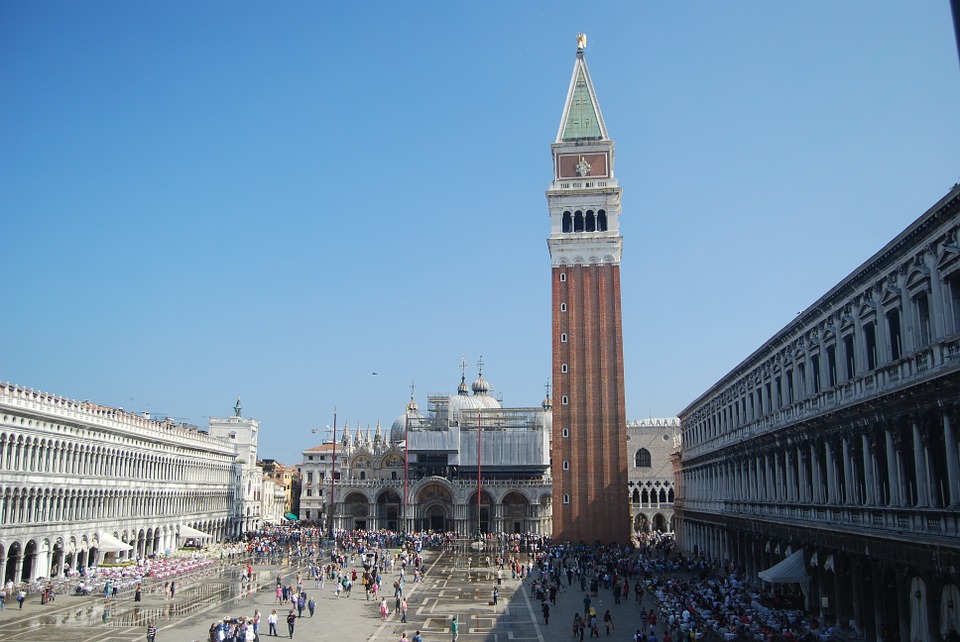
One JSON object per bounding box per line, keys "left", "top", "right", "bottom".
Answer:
{"left": 561, "top": 68, "right": 603, "bottom": 140}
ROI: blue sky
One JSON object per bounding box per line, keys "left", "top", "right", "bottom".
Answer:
{"left": 2, "top": 2, "right": 958, "bottom": 464}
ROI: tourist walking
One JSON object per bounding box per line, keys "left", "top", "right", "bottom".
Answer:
{"left": 146, "top": 621, "right": 157, "bottom": 642}
{"left": 603, "top": 610, "right": 614, "bottom": 635}
{"left": 451, "top": 615, "right": 459, "bottom": 641}
{"left": 268, "top": 609, "right": 278, "bottom": 636}
{"left": 286, "top": 609, "right": 297, "bottom": 638}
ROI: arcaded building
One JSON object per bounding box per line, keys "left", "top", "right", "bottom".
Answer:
{"left": 627, "top": 418, "right": 679, "bottom": 535}
{"left": 0, "top": 383, "right": 236, "bottom": 584}
{"left": 298, "top": 366, "right": 553, "bottom": 536}
{"left": 548, "top": 36, "right": 630, "bottom": 545}
{"left": 675, "top": 184, "right": 960, "bottom": 642}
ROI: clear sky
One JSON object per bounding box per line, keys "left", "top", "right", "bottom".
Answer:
{"left": 2, "top": 2, "right": 959, "bottom": 464}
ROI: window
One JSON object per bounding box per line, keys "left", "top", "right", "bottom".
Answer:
{"left": 561, "top": 333, "right": 568, "bottom": 343}
{"left": 563, "top": 494, "right": 570, "bottom": 504}
{"left": 574, "top": 210, "right": 584, "bottom": 232}
{"left": 635, "top": 448, "right": 651, "bottom": 468}
{"left": 597, "top": 210, "right": 607, "bottom": 231}
{"left": 887, "top": 309, "right": 902, "bottom": 360}
{"left": 561, "top": 363, "right": 568, "bottom": 373}
{"left": 562, "top": 428, "right": 569, "bottom": 437}
{"left": 560, "top": 303, "right": 567, "bottom": 312}
{"left": 585, "top": 210, "right": 596, "bottom": 232}
{"left": 562, "top": 395, "right": 569, "bottom": 405}
{"left": 826, "top": 345, "right": 837, "bottom": 387}
{"left": 916, "top": 292, "right": 931, "bottom": 346}
{"left": 786, "top": 370, "right": 795, "bottom": 404}
{"left": 562, "top": 211, "right": 572, "bottom": 233}
{"left": 844, "top": 334, "right": 856, "bottom": 379}
{"left": 811, "top": 355, "right": 821, "bottom": 394}
{"left": 560, "top": 273, "right": 566, "bottom": 282}
{"left": 562, "top": 460, "right": 570, "bottom": 470}
{"left": 864, "top": 323, "right": 877, "bottom": 370}
{"left": 306, "top": 489, "right": 312, "bottom": 497}
{"left": 306, "top": 472, "right": 313, "bottom": 483}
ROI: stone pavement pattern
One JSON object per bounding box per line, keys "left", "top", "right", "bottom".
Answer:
{"left": 0, "top": 550, "right": 660, "bottom": 642}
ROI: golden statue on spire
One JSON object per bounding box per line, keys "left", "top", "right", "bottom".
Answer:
{"left": 577, "top": 33, "right": 587, "bottom": 51}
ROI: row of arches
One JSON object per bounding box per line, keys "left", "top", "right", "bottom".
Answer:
{"left": 0, "top": 485, "right": 228, "bottom": 528}
{"left": 0, "top": 521, "right": 226, "bottom": 584}
{"left": 330, "top": 482, "right": 552, "bottom": 536}
{"left": 0, "top": 431, "right": 231, "bottom": 484}
{"left": 631, "top": 486, "right": 674, "bottom": 505}
{"left": 561, "top": 209, "right": 608, "bottom": 233}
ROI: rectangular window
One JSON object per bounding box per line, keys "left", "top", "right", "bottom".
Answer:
{"left": 797, "top": 363, "right": 806, "bottom": 397}
{"left": 811, "top": 355, "right": 821, "bottom": 394}
{"left": 775, "top": 376, "right": 782, "bottom": 408}
{"left": 306, "top": 489, "right": 312, "bottom": 497}
{"left": 865, "top": 323, "right": 877, "bottom": 370}
{"left": 786, "top": 370, "right": 794, "bottom": 404}
{"left": 307, "top": 472, "right": 313, "bottom": 483}
{"left": 765, "top": 383, "right": 772, "bottom": 412}
{"left": 887, "top": 310, "right": 902, "bottom": 360}
{"left": 916, "top": 293, "right": 931, "bottom": 346}
{"left": 844, "top": 334, "right": 856, "bottom": 379}
{"left": 826, "top": 345, "right": 837, "bottom": 387}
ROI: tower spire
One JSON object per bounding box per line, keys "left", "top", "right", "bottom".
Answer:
{"left": 557, "top": 34, "right": 608, "bottom": 143}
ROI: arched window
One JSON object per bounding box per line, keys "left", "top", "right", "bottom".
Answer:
{"left": 641, "top": 489, "right": 649, "bottom": 504}
{"left": 635, "top": 448, "right": 651, "bottom": 468}
{"left": 562, "top": 211, "right": 572, "bottom": 233}
{"left": 659, "top": 488, "right": 667, "bottom": 503}
{"left": 586, "top": 210, "right": 596, "bottom": 232}
{"left": 632, "top": 488, "right": 640, "bottom": 503}
{"left": 574, "top": 211, "right": 584, "bottom": 232}
{"left": 597, "top": 210, "right": 607, "bottom": 231}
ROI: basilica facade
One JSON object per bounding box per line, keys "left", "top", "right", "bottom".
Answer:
{"left": 675, "top": 184, "right": 960, "bottom": 642}
{"left": 297, "top": 366, "right": 554, "bottom": 536}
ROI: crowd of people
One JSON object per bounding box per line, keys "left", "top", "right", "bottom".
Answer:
{"left": 519, "top": 532, "right": 832, "bottom": 642}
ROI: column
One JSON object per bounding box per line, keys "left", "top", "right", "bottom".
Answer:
{"left": 912, "top": 420, "right": 930, "bottom": 507}
{"left": 825, "top": 440, "right": 837, "bottom": 504}
{"left": 811, "top": 443, "right": 823, "bottom": 503}
{"left": 842, "top": 436, "right": 855, "bottom": 505}
{"left": 885, "top": 428, "right": 902, "bottom": 506}
{"left": 862, "top": 433, "right": 876, "bottom": 506}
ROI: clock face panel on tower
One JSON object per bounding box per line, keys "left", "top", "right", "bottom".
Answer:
{"left": 556, "top": 153, "right": 609, "bottom": 180}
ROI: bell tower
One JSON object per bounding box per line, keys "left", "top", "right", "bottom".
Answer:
{"left": 547, "top": 34, "right": 629, "bottom": 544}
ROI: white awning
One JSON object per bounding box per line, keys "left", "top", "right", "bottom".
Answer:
{"left": 758, "top": 550, "right": 807, "bottom": 584}
{"left": 98, "top": 532, "right": 133, "bottom": 553}
{"left": 179, "top": 524, "right": 213, "bottom": 539}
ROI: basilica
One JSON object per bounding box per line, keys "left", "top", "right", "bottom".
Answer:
{"left": 297, "top": 364, "right": 554, "bottom": 536}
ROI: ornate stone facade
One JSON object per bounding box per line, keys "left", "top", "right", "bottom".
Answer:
{"left": 627, "top": 418, "right": 679, "bottom": 534}
{"left": 0, "top": 384, "right": 236, "bottom": 583}
{"left": 675, "top": 184, "right": 960, "bottom": 641}
{"left": 298, "top": 369, "right": 553, "bottom": 536}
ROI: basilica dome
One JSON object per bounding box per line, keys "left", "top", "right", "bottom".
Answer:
{"left": 390, "top": 398, "right": 422, "bottom": 442}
